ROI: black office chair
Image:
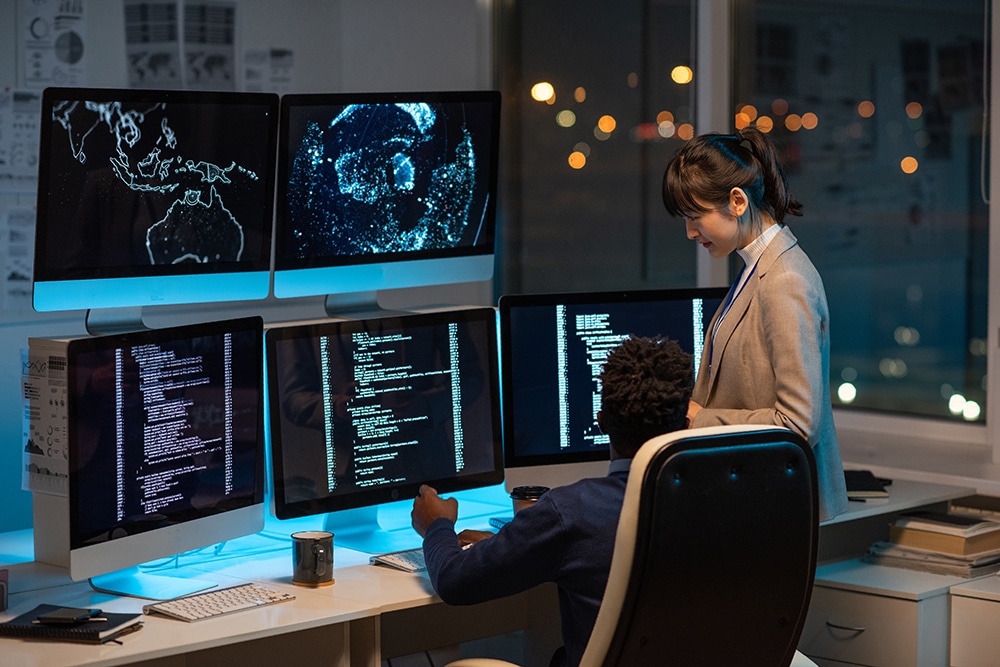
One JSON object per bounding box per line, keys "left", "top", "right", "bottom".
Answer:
{"left": 448, "top": 424, "right": 820, "bottom": 667}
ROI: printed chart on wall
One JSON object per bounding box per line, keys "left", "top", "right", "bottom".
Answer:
{"left": 20, "top": 0, "right": 87, "bottom": 88}
{"left": 244, "top": 48, "right": 295, "bottom": 93}
{"left": 0, "top": 89, "right": 41, "bottom": 188}
{"left": 1, "top": 207, "right": 34, "bottom": 311}
{"left": 21, "top": 343, "right": 69, "bottom": 496}
{"left": 183, "top": 2, "right": 236, "bottom": 90}
{"left": 0, "top": 90, "right": 40, "bottom": 310}
{"left": 124, "top": 0, "right": 183, "bottom": 88}
{"left": 124, "top": 0, "right": 236, "bottom": 90}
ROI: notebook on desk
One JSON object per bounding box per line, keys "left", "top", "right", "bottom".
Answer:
{"left": 845, "top": 469, "right": 890, "bottom": 500}
{"left": 0, "top": 604, "right": 143, "bottom": 644}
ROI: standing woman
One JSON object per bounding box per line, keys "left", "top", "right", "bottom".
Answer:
{"left": 662, "top": 126, "right": 848, "bottom": 521}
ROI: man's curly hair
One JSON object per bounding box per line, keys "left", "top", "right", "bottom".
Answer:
{"left": 599, "top": 335, "right": 694, "bottom": 459}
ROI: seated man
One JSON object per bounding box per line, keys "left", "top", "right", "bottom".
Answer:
{"left": 410, "top": 335, "right": 693, "bottom": 667}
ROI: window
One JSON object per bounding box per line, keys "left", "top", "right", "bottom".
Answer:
{"left": 496, "top": 0, "right": 697, "bottom": 294}
{"left": 496, "top": 0, "right": 991, "bottom": 434}
{"left": 733, "top": 0, "right": 988, "bottom": 424}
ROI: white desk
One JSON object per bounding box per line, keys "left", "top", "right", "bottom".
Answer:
{"left": 0, "top": 525, "right": 375, "bottom": 667}
{"left": 0, "top": 490, "right": 561, "bottom": 667}
{"left": 818, "top": 477, "right": 976, "bottom": 563}
{"left": 822, "top": 477, "right": 974, "bottom": 526}
{"left": 0, "top": 478, "right": 976, "bottom": 667}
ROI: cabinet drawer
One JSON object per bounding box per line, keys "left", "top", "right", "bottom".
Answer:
{"left": 950, "top": 594, "right": 1000, "bottom": 666}
{"left": 800, "top": 585, "right": 922, "bottom": 667}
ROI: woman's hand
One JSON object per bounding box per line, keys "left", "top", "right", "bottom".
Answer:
{"left": 687, "top": 399, "right": 703, "bottom": 425}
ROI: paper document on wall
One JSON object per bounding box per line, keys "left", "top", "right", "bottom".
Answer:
{"left": 2, "top": 207, "right": 35, "bottom": 311}
{"left": 21, "top": 342, "right": 70, "bottom": 496}
{"left": 0, "top": 89, "right": 42, "bottom": 189}
{"left": 20, "top": 0, "right": 87, "bottom": 89}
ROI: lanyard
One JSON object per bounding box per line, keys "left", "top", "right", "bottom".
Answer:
{"left": 708, "top": 259, "right": 758, "bottom": 376}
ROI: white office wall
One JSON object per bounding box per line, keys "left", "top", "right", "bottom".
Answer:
{"left": 0, "top": 0, "right": 494, "bottom": 532}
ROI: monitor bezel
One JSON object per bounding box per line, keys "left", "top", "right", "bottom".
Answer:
{"left": 266, "top": 307, "right": 505, "bottom": 521}
{"left": 33, "top": 87, "right": 279, "bottom": 312}
{"left": 498, "top": 287, "right": 730, "bottom": 469}
{"left": 272, "top": 90, "right": 501, "bottom": 299}
{"left": 65, "top": 316, "right": 266, "bottom": 581}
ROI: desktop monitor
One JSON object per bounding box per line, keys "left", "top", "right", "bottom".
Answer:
{"left": 33, "top": 87, "right": 279, "bottom": 321}
{"left": 59, "top": 316, "right": 265, "bottom": 599}
{"left": 266, "top": 307, "right": 504, "bottom": 552}
{"left": 272, "top": 90, "right": 501, "bottom": 304}
{"left": 499, "top": 287, "right": 729, "bottom": 489}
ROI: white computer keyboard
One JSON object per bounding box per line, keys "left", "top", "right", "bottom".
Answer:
{"left": 369, "top": 547, "right": 427, "bottom": 572}
{"left": 142, "top": 582, "right": 296, "bottom": 622}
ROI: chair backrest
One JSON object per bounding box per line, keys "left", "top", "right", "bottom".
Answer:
{"left": 581, "top": 424, "right": 819, "bottom": 667}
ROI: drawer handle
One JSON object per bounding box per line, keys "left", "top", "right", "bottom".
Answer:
{"left": 826, "top": 621, "right": 866, "bottom": 634}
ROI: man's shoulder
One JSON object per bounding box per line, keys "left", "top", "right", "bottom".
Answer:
{"left": 546, "top": 473, "right": 628, "bottom": 502}
{"left": 537, "top": 475, "right": 627, "bottom": 530}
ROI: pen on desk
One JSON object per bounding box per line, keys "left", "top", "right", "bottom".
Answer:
{"left": 32, "top": 617, "right": 109, "bottom": 624}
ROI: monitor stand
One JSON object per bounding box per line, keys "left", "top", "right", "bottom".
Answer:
{"left": 323, "top": 496, "right": 508, "bottom": 555}
{"left": 324, "top": 291, "right": 380, "bottom": 318}
{"left": 323, "top": 506, "right": 423, "bottom": 555}
{"left": 85, "top": 307, "right": 148, "bottom": 336}
{"left": 323, "top": 292, "right": 415, "bottom": 322}
{"left": 88, "top": 567, "right": 217, "bottom": 601}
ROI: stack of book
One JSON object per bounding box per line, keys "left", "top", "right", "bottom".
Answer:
{"left": 864, "top": 510, "right": 1000, "bottom": 577}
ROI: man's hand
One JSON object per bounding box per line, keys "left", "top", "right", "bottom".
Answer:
{"left": 411, "top": 484, "right": 459, "bottom": 537}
